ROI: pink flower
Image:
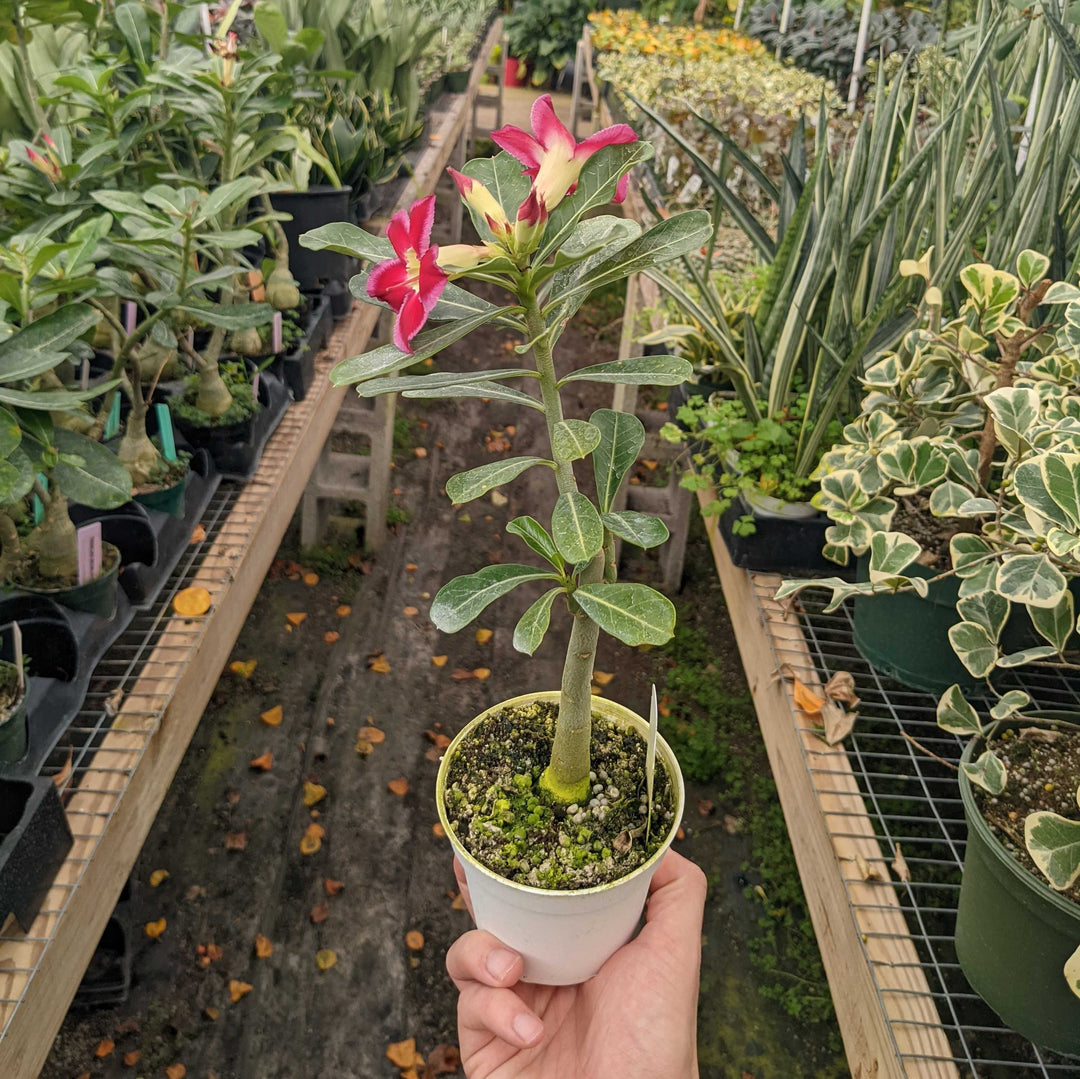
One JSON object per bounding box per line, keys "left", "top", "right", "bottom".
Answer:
{"left": 447, "top": 168, "right": 513, "bottom": 244}
{"left": 492, "top": 95, "right": 637, "bottom": 211}
{"left": 367, "top": 195, "right": 447, "bottom": 354}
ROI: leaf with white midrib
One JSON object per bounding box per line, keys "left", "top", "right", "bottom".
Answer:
{"left": 402, "top": 380, "right": 544, "bottom": 411}
{"left": 513, "top": 588, "right": 561, "bottom": 655}
{"left": 602, "top": 510, "right": 669, "bottom": 549}
{"left": 573, "top": 583, "right": 676, "bottom": 646}
{"left": 551, "top": 420, "right": 600, "bottom": 463}
{"left": 445, "top": 457, "right": 550, "bottom": 506}
{"left": 591, "top": 409, "right": 645, "bottom": 513}
{"left": 355, "top": 369, "right": 531, "bottom": 397}
{"left": 551, "top": 492, "right": 604, "bottom": 565}
{"left": 558, "top": 356, "right": 693, "bottom": 387}
{"left": 430, "top": 564, "right": 560, "bottom": 634}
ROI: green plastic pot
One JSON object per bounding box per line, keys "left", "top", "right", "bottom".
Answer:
{"left": 134, "top": 469, "right": 189, "bottom": 518}
{"left": 18, "top": 542, "right": 121, "bottom": 619}
{"left": 955, "top": 717, "right": 1080, "bottom": 1056}
{"left": 0, "top": 663, "right": 27, "bottom": 764}
{"left": 444, "top": 68, "right": 470, "bottom": 93}
{"left": 852, "top": 555, "right": 978, "bottom": 694}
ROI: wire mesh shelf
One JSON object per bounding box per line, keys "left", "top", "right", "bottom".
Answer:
{"left": 752, "top": 572, "right": 1080, "bottom": 1078}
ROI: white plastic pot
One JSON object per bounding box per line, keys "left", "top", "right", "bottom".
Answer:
{"left": 436, "top": 691, "right": 686, "bottom": 985}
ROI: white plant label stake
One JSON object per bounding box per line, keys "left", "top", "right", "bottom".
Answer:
{"left": 646, "top": 683, "right": 658, "bottom": 843}
{"left": 76, "top": 522, "right": 102, "bottom": 586}
{"left": 12, "top": 621, "right": 22, "bottom": 694}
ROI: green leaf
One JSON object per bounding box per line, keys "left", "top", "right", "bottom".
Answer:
{"left": 299, "top": 221, "right": 393, "bottom": 263}
{"left": 551, "top": 492, "right": 603, "bottom": 565}
{"left": 989, "top": 690, "right": 1030, "bottom": 719}
{"left": 867, "top": 531, "right": 921, "bottom": 581}
{"left": 253, "top": 0, "right": 288, "bottom": 52}
{"left": 0, "top": 383, "right": 117, "bottom": 411}
{"left": 52, "top": 428, "right": 130, "bottom": 508}
{"left": 430, "top": 564, "right": 560, "bottom": 633}
{"left": 1066, "top": 943, "right": 1080, "bottom": 1001}
{"left": 1017, "top": 250, "right": 1051, "bottom": 289}
{"left": 985, "top": 387, "right": 1039, "bottom": 456}
{"left": 573, "top": 583, "right": 676, "bottom": 646}
{"left": 513, "top": 588, "right": 561, "bottom": 656}
{"left": 601, "top": 510, "right": 669, "bottom": 548}
{"left": 996, "top": 553, "right": 1068, "bottom": 609}
{"left": 950, "top": 534, "right": 995, "bottom": 577}
{"left": 1015, "top": 458, "right": 1073, "bottom": 529}
{"left": 929, "top": 480, "right": 976, "bottom": 516}
{"left": 461, "top": 151, "right": 533, "bottom": 231}
{"left": 591, "top": 408, "right": 645, "bottom": 513}
{"left": 330, "top": 309, "right": 501, "bottom": 385}
{"left": 963, "top": 750, "right": 1007, "bottom": 796}
{"left": 948, "top": 620, "right": 998, "bottom": 678}
{"left": 936, "top": 684, "right": 982, "bottom": 736}
{"left": 1030, "top": 590, "right": 1075, "bottom": 653}
{"left": 0, "top": 405, "right": 19, "bottom": 459}
{"left": 354, "top": 369, "right": 530, "bottom": 397}
{"left": 996, "top": 645, "right": 1059, "bottom": 667}
{"left": 552, "top": 419, "right": 601, "bottom": 463}
{"left": 1025, "top": 812, "right": 1080, "bottom": 891}
{"left": 0, "top": 303, "right": 99, "bottom": 359}
{"left": 177, "top": 302, "right": 272, "bottom": 330}
{"left": 557, "top": 355, "right": 692, "bottom": 388}
{"left": 957, "top": 591, "right": 1010, "bottom": 640}
{"left": 445, "top": 457, "right": 550, "bottom": 505}
{"left": 506, "top": 516, "right": 563, "bottom": 567}
{"left": 1041, "top": 452, "right": 1080, "bottom": 529}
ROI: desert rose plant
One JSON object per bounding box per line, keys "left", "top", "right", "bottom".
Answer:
{"left": 302, "top": 97, "right": 709, "bottom": 805}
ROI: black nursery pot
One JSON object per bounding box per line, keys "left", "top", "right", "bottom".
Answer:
{"left": 15, "top": 542, "right": 122, "bottom": 619}
{"left": 134, "top": 468, "right": 189, "bottom": 518}
{"left": 270, "top": 187, "right": 351, "bottom": 291}
{"left": 0, "top": 663, "right": 27, "bottom": 764}
{"left": 280, "top": 293, "right": 333, "bottom": 401}
{"left": 0, "top": 777, "right": 73, "bottom": 931}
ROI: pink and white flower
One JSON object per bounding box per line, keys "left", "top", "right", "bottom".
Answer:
{"left": 447, "top": 168, "right": 513, "bottom": 244}
{"left": 367, "top": 195, "right": 447, "bottom": 354}
{"left": 492, "top": 95, "right": 637, "bottom": 211}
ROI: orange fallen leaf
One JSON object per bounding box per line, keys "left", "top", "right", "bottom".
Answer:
{"left": 225, "top": 831, "right": 247, "bottom": 851}
{"left": 204, "top": 1006, "right": 219, "bottom": 1021}
{"left": 432, "top": 822, "right": 446, "bottom": 838}
{"left": 368, "top": 652, "right": 391, "bottom": 674}
{"left": 205, "top": 943, "right": 223, "bottom": 962}
{"left": 451, "top": 892, "right": 467, "bottom": 911}
{"left": 286, "top": 612, "right": 307, "bottom": 627}
{"left": 402, "top": 606, "right": 419, "bottom": 617}
{"left": 676, "top": 827, "right": 686, "bottom": 840}
{"left": 173, "top": 587, "right": 211, "bottom": 617}
{"left": 325, "top": 878, "right": 345, "bottom": 896}
{"left": 310, "top": 901, "right": 329, "bottom": 924}
{"left": 249, "top": 752, "right": 273, "bottom": 771}
{"left": 144, "top": 918, "right": 166, "bottom": 940}
{"left": 387, "top": 1039, "right": 418, "bottom": 1068}
{"left": 431, "top": 654, "right": 448, "bottom": 667}
{"left": 122, "top": 1049, "right": 140, "bottom": 1066}
{"left": 95, "top": 1038, "right": 114, "bottom": 1058}
{"left": 424, "top": 730, "right": 451, "bottom": 749}
{"left": 189, "top": 524, "right": 206, "bottom": 544}
{"left": 300, "top": 822, "right": 324, "bottom": 854}
{"left": 303, "top": 572, "right": 319, "bottom": 586}
{"left": 791, "top": 676, "right": 825, "bottom": 717}
{"left": 405, "top": 562, "right": 418, "bottom": 572}
{"left": 228, "top": 980, "right": 252, "bottom": 1003}
{"left": 414, "top": 446, "right": 428, "bottom": 458}
{"left": 149, "top": 869, "right": 170, "bottom": 887}
{"left": 254, "top": 934, "right": 273, "bottom": 958}
{"left": 260, "top": 705, "right": 283, "bottom": 727}
{"left": 593, "top": 670, "right": 615, "bottom": 687}
{"left": 388, "top": 777, "right": 409, "bottom": 796}
{"left": 165, "top": 1065, "right": 186, "bottom": 1079}
{"left": 472, "top": 667, "right": 490, "bottom": 681}
{"left": 229, "top": 659, "right": 257, "bottom": 678}
{"left": 475, "top": 628, "right": 493, "bottom": 644}
{"left": 323, "top": 631, "right": 340, "bottom": 644}
{"left": 505, "top": 425, "right": 516, "bottom": 436}
{"left": 316, "top": 948, "right": 337, "bottom": 971}
{"left": 303, "top": 781, "right": 327, "bottom": 807}
{"left": 336, "top": 605, "right": 351, "bottom": 617}
{"left": 405, "top": 930, "right": 424, "bottom": 950}
{"left": 358, "top": 725, "right": 385, "bottom": 744}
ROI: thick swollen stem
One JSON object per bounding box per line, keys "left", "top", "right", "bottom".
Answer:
{"left": 0, "top": 512, "right": 20, "bottom": 582}
{"left": 117, "top": 403, "right": 162, "bottom": 488}
{"left": 195, "top": 363, "right": 234, "bottom": 417}
{"left": 27, "top": 490, "right": 77, "bottom": 581}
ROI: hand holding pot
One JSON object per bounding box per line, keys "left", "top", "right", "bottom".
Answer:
{"left": 447, "top": 850, "right": 706, "bottom": 1079}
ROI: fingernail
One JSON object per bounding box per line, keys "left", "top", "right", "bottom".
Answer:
{"left": 512, "top": 1012, "right": 543, "bottom": 1045}
{"left": 486, "top": 947, "right": 519, "bottom": 981}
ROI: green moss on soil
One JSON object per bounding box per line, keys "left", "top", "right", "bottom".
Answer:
{"left": 444, "top": 700, "right": 676, "bottom": 889}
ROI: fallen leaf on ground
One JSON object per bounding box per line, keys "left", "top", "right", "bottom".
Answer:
{"left": 104, "top": 686, "right": 124, "bottom": 716}
{"left": 405, "top": 562, "right": 418, "bottom": 572}
{"left": 723, "top": 815, "right": 742, "bottom": 834}
{"left": 355, "top": 738, "right": 373, "bottom": 757}
{"left": 368, "top": 652, "right": 391, "bottom": 674}
{"left": 892, "top": 844, "right": 911, "bottom": 883}
{"left": 189, "top": 524, "right": 206, "bottom": 544}
{"left": 1019, "top": 726, "right": 1065, "bottom": 743}
{"left": 854, "top": 853, "right": 882, "bottom": 882}
{"left": 286, "top": 612, "right": 307, "bottom": 627}
{"left": 490, "top": 490, "right": 508, "bottom": 507}
{"left": 451, "top": 892, "right": 467, "bottom": 911}
{"left": 144, "top": 918, "right": 166, "bottom": 940}
{"left": 405, "top": 930, "right": 424, "bottom": 950}
{"left": 50, "top": 747, "right": 73, "bottom": 793}
{"left": 402, "top": 606, "right": 419, "bottom": 617}
{"left": 821, "top": 701, "right": 857, "bottom": 745}
{"left": 301, "top": 822, "right": 324, "bottom": 854}
{"left": 254, "top": 934, "right": 273, "bottom": 958}
{"left": 205, "top": 943, "right": 223, "bottom": 962}
{"left": 592, "top": 670, "right": 615, "bottom": 687}
{"left": 697, "top": 799, "right": 715, "bottom": 816}
{"left": 424, "top": 730, "right": 451, "bottom": 749}
{"left": 310, "top": 902, "right": 329, "bottom": 924}
{"left": 424, "top": 746, "right": 442, "bottom": 762}
{"left": 325, "top": 878, "right": 344, "bottom": 896}
{"left": 790, "top": 676, "right": 825, "bottom": 716}
{"left": 173, "top": 586, "right": 211, "bottom": 617}
{"left": 472, "top": 667, "right": 490, "bottom": 680}
{"left": 204, "top": 1006, "right": 219, "bottom": 1021}
{"left": 229, "top": 659, "right": 257, "bottom": 679}
{"left": 676, "top": 827, "right": 685, "bottom": 840}
{"left": 149, "top": 869, "right": 169, "bottom": 887}
{"left": 122, "top": 1049, "right": 140, "bottom": 1066}
{"left": 432, "top": 822, "right": 446, "bottom": 838}
{"left": 475, "top": 628, "right": 493, "bottom": 644}
{"left": 316, "top": 949, "right": 337, "bottom": 971}
{"left": 348, "top": 552, "right": 367, "bottom": 569}
{"left": 358, "top": 725, "right": 385, "bottom": 744}
{"left": 95, "top": 1038, "right": 114, "bottom": 1058}
{"left": 431, "top": 654, "right": 448, "bottom": 667}
{"left": 228, "top": 980, "right": 252, "bottom": 1003}
{"left": 165, "top": 1065, "right": 186, "bottom": 1079}
{"left": 414, "top": 446, "right": 428, "bottom": 458}
{"left": 260, "top": 705, "right": 283, "bottom": 726}
{"left": 303, "top": 781, "right": 327, "bottom": 807}
{"left": 115, "top": 1018, "right": 140, "bottom": 1036}
{"left": 324, "top": 631, "right": 340, "bottom": 644}
{"left": 387, "top": 1039, "right": 418, "bottom": 1068}
{"left": 823, "top": 670, "right": 860, "bottom": 709}
{"left": 451, "top": 668, "right": 473, "bottom": 681}
{"left": 428, "top": 1044, "right": 462, "bottom": 1074}
{"left": 224, "top": 832, "right": 248, "bottom": 851}
{"left": 388, "top": 777, "right": 409, "bottom": 796}
{"left": 185, "top": 884, "right": 205, "bottom": 901}
{"left": 249, "top": 752, "right": 273, "bottom": 771}
{"left": 303, "top": 572, "right": 319, "bottom": 586}
{"left": 336, "top": 605, "right": 351, "bottom": 617}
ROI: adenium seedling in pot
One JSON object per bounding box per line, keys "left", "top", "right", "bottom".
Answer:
{"left": 301, "top": 97, "right": 710, "bottom": 983}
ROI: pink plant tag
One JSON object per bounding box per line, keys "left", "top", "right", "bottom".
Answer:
{"left": 272, "top": 311, "right": 283, "bottom": 353}
{"left": 123, "top": 301, "right": 137, "bottom": 335}
{"left": 251, "top": 371, "right": 260, "bottom": 401}
{"left": 77, "top": 522, "right": 102, "bottom": 586}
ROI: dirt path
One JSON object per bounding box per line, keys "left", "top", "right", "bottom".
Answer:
{"left": 41, "top": 310, "right": 844, "bottom": 1079}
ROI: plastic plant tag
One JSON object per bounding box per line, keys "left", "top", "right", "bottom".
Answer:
{"left": 272, "top": 311, "right": 283, "bottom": 353}
{"left": 80, "top": 360, "right": 90, "bottom": 391}
{"left": 646, "top": 684, "right": 658, "bottom": 843}
{"left": 104, "top": 393, "right": 121, "bottom": 440}
{"left": 122, "top": 301, "right": 137, "bottom": 336}
{"left": 155, "top": 402, "right": 177, "bottom": 462}
{"left": 251, "top": 371, "right": 260, "bottom": 401}
{"left": 12, "top": 621, "right": 22, "bottom": 693}
{"left": 31, "top": 473, "right": 47, "bottom": 524}
{"left": 77, "top": 521, "right": 103, "bottom": 586}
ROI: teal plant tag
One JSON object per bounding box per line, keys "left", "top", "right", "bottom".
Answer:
{"left": 31, "top": 472, "right": 48, "bottom": 524}
{"left": 104, "top": 393, "right": 121, "bottom": 440}
{"left": 155, "top": 403, "right": 177, "bottom": 462}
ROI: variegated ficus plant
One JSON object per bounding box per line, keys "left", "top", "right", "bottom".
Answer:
{"left": 299, "top": 97, "right": 710, "bottom": 805}
{"left": 776, "top": 250, "right": 1080, "bottom": 998}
